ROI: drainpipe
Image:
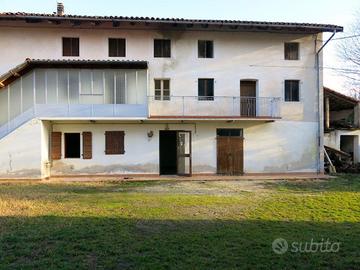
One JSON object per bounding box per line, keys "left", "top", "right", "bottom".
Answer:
{"left": 316, "top": 30, "right": 336, "bottom": 173}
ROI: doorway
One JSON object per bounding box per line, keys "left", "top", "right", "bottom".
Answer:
{"left": 340, "top": 135, "right": 359, "bottom": 162}
{"left": 159, "top": 130, "right": 192, "bottom": 176}
{"left": 216, "top": 129, "right": 244, "bottom": 175}
{"left": 240, "top": 80, "right": 257, "bottom": 117}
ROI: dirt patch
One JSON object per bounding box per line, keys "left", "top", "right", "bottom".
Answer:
{"left": 121, "top": 180, "right": 283, "bottom": 195}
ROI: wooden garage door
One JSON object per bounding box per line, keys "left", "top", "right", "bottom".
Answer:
{"left": 217, "top": 131, "right": 244, "bottom": 175}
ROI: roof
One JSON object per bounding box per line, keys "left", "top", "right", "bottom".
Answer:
{"left": 0, "top": 59, "right": 148, "bottom": 88}
{"left": 324, "top": 87, "right": 359, "bottom": 111}
{"left": 0, "top": 12, "right": 343, "bottom": 34}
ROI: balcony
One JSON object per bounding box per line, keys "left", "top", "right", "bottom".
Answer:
{"left": 148, "top": 96, "right": 281, "bottom": 119}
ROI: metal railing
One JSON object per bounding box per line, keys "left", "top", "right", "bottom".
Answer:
{"left": 148, "top": 96, "right": 281, "bottom": 118}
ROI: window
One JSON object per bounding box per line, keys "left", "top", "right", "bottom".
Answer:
{"left": 62, "top": 37, "right": 79, "bottom": 57}
{"left": 154, "top": 39, "right": 171, "bottom": 58}
{"left": 198, "top": 79, "right": 214, "bottom": 101}
{"left": 154, "top": 79, "right": 170, "bottom": 100}
{"left": 217, "top": 129, "right": 243, "bottom": 137}
{"left": 198, "top": 40, "right": 214, "bottom": 58}
{"left": 109, "top": 38, "right": 126, "bottom": 57}
{"left": 105, "top": 131, "right": 125, "bottom": 155}
{"left": 64, "top": 133, "right": 81, "bottom": 158}
{"left": 284, "top": 42, "right": 299, "bottom": 60}
{"left": 284, "top": 80, "right": 300, "bottom": 102}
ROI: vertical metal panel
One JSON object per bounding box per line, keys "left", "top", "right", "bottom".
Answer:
{"left": 135, "top": 71, "right": 138, "bottom": 104}
{"left": 56, "top": 70, "right": 59, "bottom": 104}
{"left": 67, "top": 70, "right": 70, "bottom": 105}
{"left": 45, "top": 70, "right": 48, "bottom": 104}
{"left": 20, "top": 77, "right": 23, "bottom": 113}
{"left": 102, "top": 71, "right": 106, "bottom": 104}
{"left": 114, "top": 73, "right": 116, "bottom": 105}
{"left": 124, "top": 72, "right": 127, "bottom": 104}
{"left": 7, "top": 85, "right": 10, "bottom": 130}
{"left": 78, "top": 70, "right": 81, "bottom": 103}
{"left": 33, "top": 70, "right": 36, "bottom": 111}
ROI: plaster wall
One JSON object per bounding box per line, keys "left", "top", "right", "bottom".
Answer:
{"left": 0, "top": 27, "right": 320, "bottom": 122}
{"left": 0, "top": 119, "right": 42, "bottom": 178}
{"left": 51, "top": 120, "right": 317, "bottom": 175}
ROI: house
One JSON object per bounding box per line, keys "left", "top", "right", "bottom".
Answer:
{"left": 0, "top": 4, "right": 343, "bottom": 179}
{"left": 324, "top": 87, "right": 360, "bottom": 168}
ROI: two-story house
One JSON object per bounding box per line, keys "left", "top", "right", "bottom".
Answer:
{"left": 0, "top": 4, "right": 343, "bottom": 179}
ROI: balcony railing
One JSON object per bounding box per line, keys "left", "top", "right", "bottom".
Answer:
{"left": 148, "top": 96, "right": 281, "bottom": 118}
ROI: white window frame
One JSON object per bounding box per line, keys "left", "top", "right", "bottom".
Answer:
{"left": 154, "top": 79, "right": 170, "bottom": 101}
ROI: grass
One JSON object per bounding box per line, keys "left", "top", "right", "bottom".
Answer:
{"left": 0, "top": 176, "right": 359, "bottom": 269}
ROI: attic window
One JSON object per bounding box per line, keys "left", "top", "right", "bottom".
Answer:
{"left": 284, "top": 42, "right": 299, "bottom": 60}
{"left": 63, "top": 37, "right": 79, "bottom": 57}
{"left": 109, "top": 38, "right": 126, "bottom": 57}
{"left": 198, "top": 40, "right": 214, "bottom": 58}
{"left": 154, "top": 39, "right": 171, "bottom": 58}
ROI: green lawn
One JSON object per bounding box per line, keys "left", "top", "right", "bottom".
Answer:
{"left": 0, "top": 176, "right": 359, "bottom": 269}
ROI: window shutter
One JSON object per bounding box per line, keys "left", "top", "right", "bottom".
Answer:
{"left": 105, "top": 131, "right": 125, "bottom": 155}
{"left": 82, "top": 132, "right": 92, "bottom": 159}
{"left": 51, "top": 132, "right": 62, "bottom": 160}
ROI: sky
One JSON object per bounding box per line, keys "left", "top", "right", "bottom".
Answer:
{"left": 1, "top": 0, "right": 360, "bottom": 94}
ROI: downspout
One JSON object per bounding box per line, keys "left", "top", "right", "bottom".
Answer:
{"left": 316, "top": 30, "right": 336, "bottom": 173}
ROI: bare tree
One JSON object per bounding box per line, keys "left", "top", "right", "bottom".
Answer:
{"left": 338, "top": 13, "right": 360, "bottom": 99}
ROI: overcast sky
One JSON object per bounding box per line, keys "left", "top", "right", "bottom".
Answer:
{"left": 2, "top": 0, "right": 360, "bottom": 94}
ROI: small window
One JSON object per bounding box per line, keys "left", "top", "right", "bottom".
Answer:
{"left": 284, "top": 42, "right": 299, "bottom": 60}
{"left": 105, "top": 131, "right": 125, "bottom": 155}
{"left": 109, "top": 38, "right": 126, "bottom": 57}
{"left": 198, "top": 40, "right": 214, "bottom": 58}
{"left": 198, "top": 79, "right": 214, "bottom": 101}
{"left": 63, "top": 37, "right": 79, "bottom": 57}
{"left": 217, "top": 129, "right": 243, "bottom": 137}
{"left": 64, "top": 133, "right": 81, "bottom": 158}
{"left": 154, "top": 39, "right": 171, "bottom": 58}
{"left": 154, "top": 79, "right": 170, "bottom": 100}
{"left": 285, "top": 80, "right": 300, "bottom": 102}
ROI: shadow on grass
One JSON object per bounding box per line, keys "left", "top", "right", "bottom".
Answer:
{"left": 264, "top": 174, "right": 360, "bottom": 193}
{"left": 0, "top": 217, "right": 359, "bottom": 269}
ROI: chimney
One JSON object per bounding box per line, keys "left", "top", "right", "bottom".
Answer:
{"left": 57, "top": 2, "right": 64, "bottom": 16}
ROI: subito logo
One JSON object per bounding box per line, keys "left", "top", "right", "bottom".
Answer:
{"left": 272, "top": 238, "right": 288, "bottom": 254}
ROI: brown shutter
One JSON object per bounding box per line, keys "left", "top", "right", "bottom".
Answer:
{"left": 105, "top": 131, "right": 125, "bottom": 155}
{"left": 51, "top": 132, "right": 62, "bottom": 160}
{"left": 82, "top": 132, "right": 92, "bottom": 159}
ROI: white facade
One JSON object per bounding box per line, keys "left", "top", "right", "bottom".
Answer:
{"left": 0, "top": 14, "right": 339, "bottom": 178}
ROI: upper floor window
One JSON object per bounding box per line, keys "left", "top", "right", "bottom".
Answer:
{"left": 198, "top": 40, "right": 214, "bottom": 58}
{"left": 109, "top": 38, "right": 126, "bottom": 57}
{"left": 62, "top": 37, "right": 79, "bottom": 57}
{"left": 154, "top": 39, "right": 171, "bottom": 58}
{"left": 154, "top": 79, "right": 170, "bottom": 100}
{"left": 284, "top": 80, "right": 300, "bottom": 102}
{"left": 284, "top": 42, "right": 299, "bottom": 60}
{"left": 198, "top": 79, "right": 214, "bottom": 101}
